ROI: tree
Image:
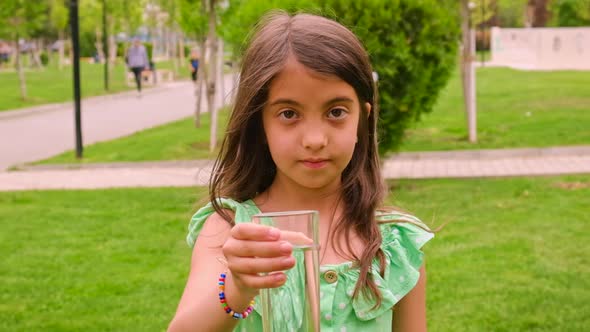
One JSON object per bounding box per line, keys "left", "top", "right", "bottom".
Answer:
{"left": 50, "top": 0, "right": 69, "bottom": 70}
{"left": 0, "top": 0, "right": 48, "bottom": 100}
{"left": 179, "top": 0, "right": 208, "bottom": 127}
{"left": 526, "top": 0, "right": 550, "bottom": 27}
{"left": 206, "top": 0, "right": 219, "bottom": 152}
{"left": 551, "top": 0, "right": 590, "bottom": 26}
{"left": 494, "top": 0, "right": 529, "bottom": 27}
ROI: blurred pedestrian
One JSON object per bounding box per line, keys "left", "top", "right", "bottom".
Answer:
{"left": 126, "top": 37, "right": 149, "bottom": 97}
{"left": 189, "top": 49, "right": 200, "bottom": 83}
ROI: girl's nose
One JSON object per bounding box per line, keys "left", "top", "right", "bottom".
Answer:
{"left": 302, "top": 126, "right": 328, "bottom": 150}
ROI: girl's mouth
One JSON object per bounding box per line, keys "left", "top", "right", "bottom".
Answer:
{"left": 301, "top": 159, "right": 328, "bottom": 169}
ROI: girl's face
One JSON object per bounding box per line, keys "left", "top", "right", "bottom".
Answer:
{"left": 262, "top": 57, "right": 370, "bottom": 192}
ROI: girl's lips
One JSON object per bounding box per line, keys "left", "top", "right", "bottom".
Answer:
{"left": 302, "top": 160, "right": 328, "bottom": 169}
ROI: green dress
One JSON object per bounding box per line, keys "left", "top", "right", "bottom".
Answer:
{"left": 187, "top": 198, "right": 434, "bottom": 332}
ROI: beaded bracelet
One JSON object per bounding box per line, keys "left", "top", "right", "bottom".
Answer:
{"left": 218, "top": 272, "right": 255, "bottom": 319}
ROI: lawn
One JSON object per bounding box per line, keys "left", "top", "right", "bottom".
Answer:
{"left": 0, "top": 56, "right": 187, "bottom": 112}
{"left": 399, "top": 67, "right": 590, "bottom": 152}
{"left": 1, "top": 175, "right": 588, "bottom": 331}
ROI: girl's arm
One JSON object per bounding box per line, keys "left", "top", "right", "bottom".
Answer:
{"left": 392, "top": 264, "right": 428, "bottom": 332}
{"left": 167, "top": 213, "right": 256, "bottom": 332}
{"left": 167, "top": 213, "right": 294, "bottom": 332}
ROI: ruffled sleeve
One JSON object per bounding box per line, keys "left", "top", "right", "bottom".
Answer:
{"left": 349, "top": 212, "right": 434, "bottom": 320}
{"left": 186, "top": 198, "right": 261, "bottom": 248}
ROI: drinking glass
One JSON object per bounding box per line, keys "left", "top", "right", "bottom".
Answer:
{"left": 252, "top": 210, "right": 320, "bottom": 332}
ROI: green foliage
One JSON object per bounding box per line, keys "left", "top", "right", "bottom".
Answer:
{"left": 551, "top": 0, "right": 590, "bottom": 26}
{"left": 319, "top": 0, "right": 460, "bottom": 153}
{"left": 79, "top": 30, "right": 97, "bottom": 57}
{"left": 0, "top": 0, "right": 49, "bottom": 39}
{"left": 495, "top": 0, "right": 528, "bottom": 27}
{"left": 178, "top": 0, "right": 208, "bottom": 41}
{"left": 219, "top": 0, "right": 320, "bottom": 60}
{"left": 39, "top": 51, "right": 49, "bottom": 66}
{"left": 219, "top": 0, "right": 459, "bottom": 153}
{"left": 145, "top": 42, "right": 153, "bottom": 59}
{"left": 49, "top": 0, "right": 69, "bottom": 32}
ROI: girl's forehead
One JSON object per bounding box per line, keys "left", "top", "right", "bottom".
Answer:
{"left": 277, "top": 56, "right": 333, "bottom": 80}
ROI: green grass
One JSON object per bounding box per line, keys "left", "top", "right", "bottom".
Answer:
{"left": 37, "top": 109, "right": 229, "bottom": 165}
{"left": 388, "top": 175, "right": 590, "bottom": 331}
{"left": 399, "top": 67, "right": 590, "bottom": 152}
{"left": 0, "top": 56, "right": 186, "bottom": 112}
{"left": 0, "top": 175, "right": 588, "bottom": 331}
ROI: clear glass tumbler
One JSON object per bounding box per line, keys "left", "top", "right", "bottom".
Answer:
{"left": 252, "top": 210, "right": 320, "bottom": 332}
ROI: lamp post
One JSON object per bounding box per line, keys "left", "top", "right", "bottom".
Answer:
{"left": 69, "top": 0, "right": 83, "bottom": 158}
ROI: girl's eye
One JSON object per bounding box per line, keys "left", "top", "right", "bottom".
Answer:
{"left": 328, "top": 108, "right": 348, "bottom": 119}
{"left": 279, "top": 110, "right": 297, "bottom": 120}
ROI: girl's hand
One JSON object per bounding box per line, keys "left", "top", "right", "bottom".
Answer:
{"left": 222, "top": 223, "right": 295, "bottom": 295}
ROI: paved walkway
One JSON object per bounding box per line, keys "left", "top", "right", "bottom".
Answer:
{"left": 1, "top": 146, "right": 588, "bottom": 191}
{"left": 0, "top": 74, "right": 236, "bottom": 170}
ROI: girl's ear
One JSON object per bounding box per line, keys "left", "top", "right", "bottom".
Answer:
{"left": 365, "top": 102, "right": 372, "bottom": 118}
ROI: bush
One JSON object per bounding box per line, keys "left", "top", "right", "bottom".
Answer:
{"left": 116, "top": 43, "right": 125, "bottom": 57}
{"left": 320, "top": 0, "right": 461, "bottom": 153}
{"left": 220, "top": 0, "right": 460, "bottom": 154}
{"left": 144, "top": 42, "right": 153, "bottom": 59}
{"left": 39, "top": 52, "right": 49, "bottom": 66}
{"left": 551, "top": 0, "right": 590, "bottom": 26}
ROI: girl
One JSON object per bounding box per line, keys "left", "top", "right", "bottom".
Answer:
{"left": 168, "top": 11, "right": 433, "bottom": 332}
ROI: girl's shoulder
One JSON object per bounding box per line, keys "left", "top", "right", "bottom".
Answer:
{"left": 327, "top": 209, "right": 434, "bottom": 322}
{"left": 376, "top": 208, "right": 434, "bottom": 251}
{"left": 186, "top": 198, "right": 260, "bottom": 248}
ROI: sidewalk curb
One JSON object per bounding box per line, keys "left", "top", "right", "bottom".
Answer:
{"left": 387, "top": 146, "right": 590, "bottom": 160}
{"left": 13, "top": 159, "right": 214, "bottom": 171}
{"left": 11, "top": 145, "right": 590, "bottom": 172}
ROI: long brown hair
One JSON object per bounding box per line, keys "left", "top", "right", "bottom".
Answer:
{"left": 209, "top": 11, "right": 387, "bottom": 309}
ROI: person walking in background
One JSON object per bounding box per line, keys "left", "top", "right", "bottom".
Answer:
{"left": 126, "top": 37, "right": 149, "bottom": 97}
{"left": 189, "top": 49, "right": 200, "bottom": 83}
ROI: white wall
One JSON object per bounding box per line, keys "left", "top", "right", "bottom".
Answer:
{"left": 490, "top": 27, "right": 590, "bottom": 70}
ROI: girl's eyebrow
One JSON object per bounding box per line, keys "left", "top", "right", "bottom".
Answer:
{"left": 268, "top": 97, "right": 354, "bottom": 108}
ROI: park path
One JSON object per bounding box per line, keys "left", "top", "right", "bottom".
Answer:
{"left": 1, "top": 146, "right": 588, "bottom": 191}
{"left": 0, "top": 74, "right": 236, "bottom": 170}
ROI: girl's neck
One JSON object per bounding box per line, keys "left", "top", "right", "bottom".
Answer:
{"left": 254, "top": 176, "right": 342, "bottom": 216}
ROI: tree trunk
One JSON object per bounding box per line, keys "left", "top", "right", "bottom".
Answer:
{"left": 95, "top": 27, "right": 104, "bottom": 63}
{"left": 460, "top": 0, "right": 477, "bottom": 143}
{"left": 178, "top": 33, "right": 185, "bottom": 65}
{"left": 58, "top": 30, "right": 65, "bottom": 70}
{"left": 218, "top": 38, "right": 224, "bottom": 108}
{"left": 531, "top": 0, "right": 549, "bottom": 27}
{"left": 15, "top": 34, "right": 27, "bottom": 100}
{"left": 170, "top": 30, "right": 179, "bottom": 74}
{"left": 207, "top": 0, "right": 218, "bottom": 152}
{"left": 194, "top": 39, "right": 206, "bottom": 128}
{"left": 231, "top": 60, "right": 239, "bottom": 104}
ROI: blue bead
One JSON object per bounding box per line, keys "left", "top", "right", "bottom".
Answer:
{"left": 233, "top": 312, "right": 241, "bottom": 319}
{"left": 220, "top": 273, "right": 226, "bottom": 278}
{"left": 218, "top": 282, "right": 224, "bottom": 285}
